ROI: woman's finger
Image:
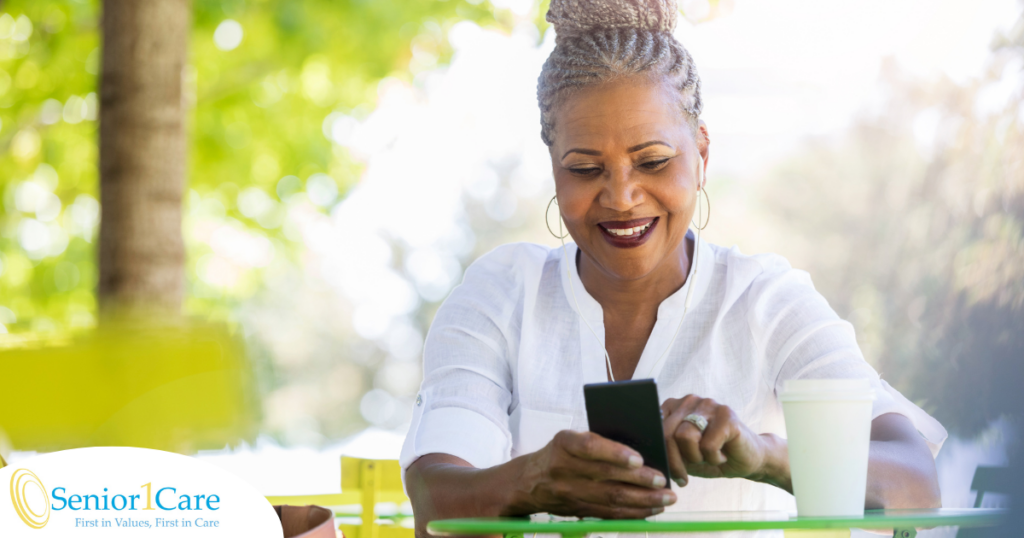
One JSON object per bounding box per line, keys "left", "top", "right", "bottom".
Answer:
{"left": 568, "top": 500, "right": 666, "bottom": 520}
{"left": 660, "top": 397, "right": 684, "bottom": 416}
{"left": 662, "top": 395, "right": 701, "bottom": 484}
{"left": 556, "top": 430, "right": 642, "bottom": 468}
{"left": 674, "top": 418, "right": 705, "bottom": 464}
{"left": 661, "top": 395, "right": 700, "bottom": 437}
{"left": 568, "top": 457, "right": 668, "bottom": 489}
{"left": 689, "top": 399, "right": 730, "bottom": 465}
{"left": 663, "top": 426, "right": 689, "bottom": 486}
{"left": 663, "top": 395, "right": 688, "bottom": 479}
{"left": 696, "top": 415, "right": 732, "bottom": 466}
{"left": 670, "top": 396, "right": 708, "bottom": 464}
{"left": 560, "top": 478, "right": 676, "bottom": 509}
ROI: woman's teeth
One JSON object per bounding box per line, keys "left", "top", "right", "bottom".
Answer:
{"left": 606, "top": 222, "right": 652, "bottom": 237}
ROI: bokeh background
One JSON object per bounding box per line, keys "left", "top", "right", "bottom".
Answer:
{"left": 1, "top": 0, "right": 1022, "bottom": 530}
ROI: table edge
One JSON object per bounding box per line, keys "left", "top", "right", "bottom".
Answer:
{"left": 427, "top": 510, "right": 1007, "bottom": 535}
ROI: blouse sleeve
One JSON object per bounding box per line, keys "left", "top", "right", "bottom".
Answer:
{"left": 399, "top": 245, "right": 523, "bottom": 476}
{"left": 746, "top": 255, "right": 948, "bottom": 456}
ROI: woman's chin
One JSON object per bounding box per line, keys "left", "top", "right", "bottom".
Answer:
{"left": 586, "top": 253, "right": 662, "bottom": 282}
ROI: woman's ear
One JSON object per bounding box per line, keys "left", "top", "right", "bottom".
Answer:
{"left": 697, "top": 120, "right": 711, "bottom": 180}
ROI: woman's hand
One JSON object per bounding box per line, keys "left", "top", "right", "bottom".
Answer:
{"left": 661, "top": 395, "right": 788, "bottom": 489}
{"left": 513, "top": 430, "right": 676, "bottom": 519}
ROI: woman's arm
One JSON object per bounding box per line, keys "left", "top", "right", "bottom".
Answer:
{"left": 406, "top": 430, "right": 676, "bottom": 538}
{"left": 662, "top": 397, "right": 941, "bottom": 508}
{"left": 863, "top": 413, "right": 941, "bottom": 509}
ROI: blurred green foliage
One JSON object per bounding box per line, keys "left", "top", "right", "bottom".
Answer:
{"left": 0, "top": 0, "right": 504, "bottom": 334}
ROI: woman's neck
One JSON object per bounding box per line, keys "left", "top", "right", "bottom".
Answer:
{"left": 576, "top": 236, "right": 695, "bottom": 317}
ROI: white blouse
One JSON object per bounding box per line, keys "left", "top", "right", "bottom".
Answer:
{"left": 400, "top": 234, "right": 947, "bottom": 527}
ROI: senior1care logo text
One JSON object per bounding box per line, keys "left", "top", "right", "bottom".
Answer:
{"left": 0, "top": 447, "right": 282, "bottom": 537}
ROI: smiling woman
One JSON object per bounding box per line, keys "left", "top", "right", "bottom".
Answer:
{"left": 400, "top": 0, "right": 947, "bottom": 537}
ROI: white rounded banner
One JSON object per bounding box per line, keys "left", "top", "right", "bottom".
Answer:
{"left": 0, "top": 447, "right": 284, "bottom": 536}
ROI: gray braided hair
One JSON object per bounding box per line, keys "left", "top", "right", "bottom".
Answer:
{"left": 537, "top": 0, "right": 702, "bottom": 146}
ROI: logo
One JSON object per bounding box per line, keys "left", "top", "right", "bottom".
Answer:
{"left": 0, "top": 447, "right": 283, "bottom": 536}
{"left": 10, "top": 468, "right": 50, "bottom": 529}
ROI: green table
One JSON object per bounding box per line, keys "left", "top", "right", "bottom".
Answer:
{"left": 427, "top": 508, "right": 1006, "bottom": 538}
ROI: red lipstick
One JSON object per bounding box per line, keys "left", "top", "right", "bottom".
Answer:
{"left": 598, "top": 217, "right": 658, "bottom": 249}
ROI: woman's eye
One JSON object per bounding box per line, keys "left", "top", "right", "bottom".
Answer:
{"left": 569, "top": 167, "right": 601, "bottom": 176}
{"left": 639, "top": 159, "right": 669, "bottom": 171}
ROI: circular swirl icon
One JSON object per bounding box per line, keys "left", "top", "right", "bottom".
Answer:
{"left": 10, "top": 469, "right": 50, "bottom": 529}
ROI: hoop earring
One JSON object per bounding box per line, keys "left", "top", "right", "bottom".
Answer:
{"left": 546, "top": 195, "right": 569, "bottom": 239}
{"left": 692, "top": 187, "right": 711, "bottom": 231}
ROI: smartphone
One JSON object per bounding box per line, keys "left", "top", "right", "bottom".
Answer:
{"left": 583, "top": 379, "right": 672, "bottom": 487}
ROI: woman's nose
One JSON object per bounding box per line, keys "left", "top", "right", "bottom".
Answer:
{"left": 599, "top": 166, "right": 644, "bottom": 212}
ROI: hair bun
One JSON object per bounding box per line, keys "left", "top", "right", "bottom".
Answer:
{"left": 546, "top": 0, "right": 679, "bottom": 36}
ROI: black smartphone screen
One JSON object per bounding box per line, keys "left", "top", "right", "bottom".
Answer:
{"left": 584, "top": 379, "right": 672, "bottom": 487}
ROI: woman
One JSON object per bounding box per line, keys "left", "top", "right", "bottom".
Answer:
{"left": 400, "top": 0, "right": 946, "bottom": 535}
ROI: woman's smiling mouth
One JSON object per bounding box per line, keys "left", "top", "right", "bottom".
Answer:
{"left": 598, "top": 217, "right": 658, "bottom": 248}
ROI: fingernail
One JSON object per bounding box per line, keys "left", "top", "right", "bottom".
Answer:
{"left": 651, "top": 507, "right": 665, "bottom": 515}
{"left": 674, "top": 478, "right": 687, "bottom": 487}
{"left": 652, "top": 475, "right": 666, "bottom": 488}
{"left": 628, "top": 455, "right": 643, "bottom": 468}
{"left": 661, "top": 493, "right": 675, "bottom": 506}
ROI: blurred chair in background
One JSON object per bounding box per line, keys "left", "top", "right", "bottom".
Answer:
{"left": 0, "top": 323, "right": 260, "bottom": 454}
{"left": 267, "top": 456, "right": 413, "bottom": 538}
{"left": 957, "top": 465, "right": 1012, "bottom": 538}
{"left": 970, "top": 465, "right": 1011, "bottom": 508}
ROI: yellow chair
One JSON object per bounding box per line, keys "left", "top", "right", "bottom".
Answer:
{"left": 266, "top": 456, "right": 413, "bottom": 538}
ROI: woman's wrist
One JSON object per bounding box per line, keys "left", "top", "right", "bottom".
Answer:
{"left": 408, "top": 454, "right": 539, "bottom": 524}
{"left": 497, "top": 453, "right": 542, "bottom": 516}
{"left": 750, "top": 434, "right": 792, "bottom": 493}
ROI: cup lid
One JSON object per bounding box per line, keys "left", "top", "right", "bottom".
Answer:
{"left": 779, "top": 378, "right": 876, "bottom": 401}
{"left": 784, "top": 379, "right": 871, "bottom": 392}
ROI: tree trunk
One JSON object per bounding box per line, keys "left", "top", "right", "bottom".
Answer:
{"left": 98, "top": 0, "right": 190, "bottom": 317}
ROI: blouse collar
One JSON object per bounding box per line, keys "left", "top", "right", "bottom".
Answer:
{"left": 558, "top": 229, "right": 714, "bottom": 323}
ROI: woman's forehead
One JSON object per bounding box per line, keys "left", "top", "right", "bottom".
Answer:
{"left": 553, "top": 79, "right": 692, "bottom": 149}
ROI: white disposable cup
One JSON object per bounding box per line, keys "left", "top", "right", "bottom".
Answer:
{"left": 780, "top": 379, "right": 875, "bottom": 517}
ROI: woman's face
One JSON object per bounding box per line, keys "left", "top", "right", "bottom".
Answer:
{"left": 549, "top": 78, "right": 710, "bottom": 282}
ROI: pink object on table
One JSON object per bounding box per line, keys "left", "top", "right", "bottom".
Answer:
{"left": 275, "top": 505, "right": 336, "bottom": 538}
